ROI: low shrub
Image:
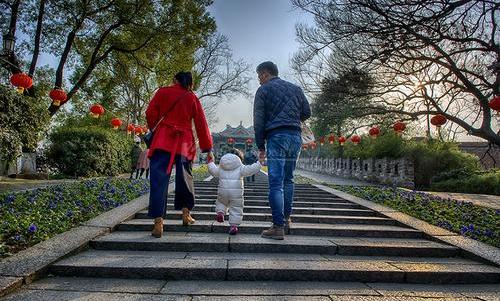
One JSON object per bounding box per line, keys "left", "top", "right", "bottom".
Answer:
{"left": 333, "top": 185, "right": 500, "bottom": 247}
{"left": 47, "top": 126, "right": 134, "bottom": 177}
{"left": 0, "top": 178, "right": 149, "bottom": 258}
{"left": 431, "top": 170, "right": 500, "bottom": 195}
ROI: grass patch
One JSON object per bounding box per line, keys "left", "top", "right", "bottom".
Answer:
{"left": 332, "top": 185, "right": 500, "bottom": 248}
{"left": 0, "top": 178, "right": 149, "bottom": 258}
{"left": 193, "top": 165, "right": 210, "bottom": 181}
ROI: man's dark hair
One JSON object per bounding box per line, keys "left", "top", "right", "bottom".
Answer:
{"left": 256, "top": 61, "right": 278, "bottom": 76}
{"left": 174, "top": 71, "right": 193, "bottom": 90}
{"left": 227, "top": 148, "right": 243, "bottom": 161}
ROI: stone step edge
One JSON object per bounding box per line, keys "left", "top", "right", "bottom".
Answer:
{"left": 313, "top": 184, "right": 500, "bottom": 267}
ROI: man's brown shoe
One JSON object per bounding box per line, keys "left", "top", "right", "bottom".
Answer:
{"left": 261, "top": 224, "right": 284, "bottom": 240}
{"left": 151, "top": 217, "right": 163, "bottom": 238}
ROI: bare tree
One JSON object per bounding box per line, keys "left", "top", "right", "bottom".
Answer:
{"left": 292, "top": 0, "right": 500, "bottom": 145}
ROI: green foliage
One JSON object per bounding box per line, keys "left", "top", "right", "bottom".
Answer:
{"left": 431, "top": 170, "right": 500, "bottom": 196}
{"left": 0, "top": 178, "right": 149, "bottom": 258}
{"left": 0, "top": 84, "right": 50, "bottom": 158}
{"left": 405, "top": 139, "right": 480, "bottom": 189}
{"left": 193, "top": 164, "right": 210, "bottom": 181}
{"left": 333, "top": 185, "right": 500, "bottom": 248}
{"left": 47, "top": 126, "right": 134, "bottom": 177}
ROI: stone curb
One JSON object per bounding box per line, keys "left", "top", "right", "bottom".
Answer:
{"left": 0, "top": 184, "right": 172, "bottom": 297}
{"left": 313, "top": 184, "right": 500, "bottom": 267}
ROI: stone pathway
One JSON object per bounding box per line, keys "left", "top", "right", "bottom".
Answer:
{"left": 295, "top": 169, "right": 376, "bottom": 186}
{"left": 1, "top": 176, "right": 499, "bottom": 300}
{"left": 421, "top": 191, "right": 500, "bottom": 211}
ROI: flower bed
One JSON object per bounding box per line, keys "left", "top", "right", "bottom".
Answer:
{"left": 332, "top": 185, "right": 500, "bottom": 248}
{"left": 0, "top": 178, "right": 149, "bottom": 258}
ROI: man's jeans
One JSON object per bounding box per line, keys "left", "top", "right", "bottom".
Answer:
{"left": 266, "top": 133, "right": 302, "bottom": 226}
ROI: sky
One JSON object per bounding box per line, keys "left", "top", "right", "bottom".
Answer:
{"left": 207, "top": 0, "right": 313, "bottom": 132}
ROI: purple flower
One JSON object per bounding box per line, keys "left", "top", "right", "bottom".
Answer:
{"left": 14, "top": 234, "right": 21, "bottom": 241}
{"left": 28, "top": 223, "right": 37, "bottom": 234}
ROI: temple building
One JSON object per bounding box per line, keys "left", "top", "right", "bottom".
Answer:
{"left": 212, "top": 121, "right": 256, "bottom": 158}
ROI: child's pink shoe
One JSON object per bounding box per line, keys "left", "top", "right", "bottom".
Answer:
{"left": 229, "top": 225, "right": 238, "bottom": 235}
{"left": 216, "top": 212, "right": 224, "bottom": 223}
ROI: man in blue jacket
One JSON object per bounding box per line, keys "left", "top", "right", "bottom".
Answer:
{"left": 253, "top": 61, "right": 311, "bottom": 240}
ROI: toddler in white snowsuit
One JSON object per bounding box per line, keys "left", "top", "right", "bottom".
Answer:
{"left": 208, "top": 150, "right": 261, "bottom": 235}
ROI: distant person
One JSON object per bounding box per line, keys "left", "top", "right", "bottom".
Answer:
{"left": 207, "top": 148, "right": 261, "bottom": 235}
{"left": 145, "top": 71, "right": 213, "bottom": 238}
{"left": 244, "top": 148, "right": 258, "bottom": 182}
{"left": 253, "top": 61, "right": 311, "bottom": 240}
{"left": 130, "top": 136, "right": 142, "bottom": 179}
{"left": 136, "top": 148, "right": 150, "bottom": 179}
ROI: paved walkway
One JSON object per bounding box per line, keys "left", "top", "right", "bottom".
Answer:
{"left": 295, "top": 169, "right": 376, "bottom": 186}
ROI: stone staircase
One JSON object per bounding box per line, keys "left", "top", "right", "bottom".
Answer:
{"left": 42, "top": 178, "right": 500, "bottom": 285}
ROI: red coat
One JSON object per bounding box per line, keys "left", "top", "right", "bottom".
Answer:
{"left": 146, "top": 84, "right": 212, "bottom": 168}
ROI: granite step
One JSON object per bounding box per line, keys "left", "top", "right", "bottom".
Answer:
{"left": 194, "top": 195, "right": 347, "bottom": 202}
{"left": 90, "top": 231, "right": 459, "bottom": 257}
{"left": 195, "top": 189, "right": 335, "bottom": 196}
{"left": 191, "top": 199, "right": 364, "bottom": 208}
{"left": 117, "top": 220, "right": 423, "bottom": 238}
{"left": 49, "top": 250, "right": 500, "bottom": 283}
{"left": 135, "top": 212, "right": 394, "bottom": 225}
{"left": 138, "top": 205, "right": 379, "bottom": 216}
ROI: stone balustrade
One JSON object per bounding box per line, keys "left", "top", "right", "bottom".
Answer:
{"left": 297, "top": 156, "right": 415, "bottom": 188}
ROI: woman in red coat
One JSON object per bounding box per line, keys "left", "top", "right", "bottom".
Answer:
{"left": 146, "top": 71, "right": 213, "bottom": 238}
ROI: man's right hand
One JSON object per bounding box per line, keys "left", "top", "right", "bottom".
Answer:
{"left": 258, "top": 150, "right": 266, "bottom": 165}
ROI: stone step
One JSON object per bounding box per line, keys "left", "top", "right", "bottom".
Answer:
{"left": 196, "top": 188, "right": 335, "bottom": 196}
{"left": 193, "top": 195, "right": 346, "bottom": 202}
{"left": 90, "top": 231, "right": 459, "bottom": 257}
{"left": 139, "top": 205, "right": 378, "bottom": 216}
{"left": 49, "top": 250, "right": 500, "bottom": 283}
{"left": 192, "top": 199, "right": 364, "bottom": 208}
{"left": 117, "top": 220, "right": 423, "bottom": 238}
{"left": 135, "top": 211, "right": 394, "bottom": 225}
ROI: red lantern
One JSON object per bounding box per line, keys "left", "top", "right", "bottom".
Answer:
{"left": 328, "top": 134, "right": 335, "bottom": 144}
{"left": 90, "top": 104, "right": 105, "bottom": 118}
{"left": 430, "top": 114, "right": 447, "bottom": 128}
{"left": 142, "top": 126, "right": 148, "bottom": 134}
{"left": 302, "top": 144, "right": 308, "bottom": 150}
{"left": 351, "top": 135, "right": 361, "bottom": 145}
{"left": 246, "top": 138, "right": 253, "bottom": 144}
{"left": 393, "top": 121, "right": 406, "bottom": 134}
{"left": 49, "top": 88, "right": 67, "bottom": 106}
{"left": 227, "top": 137, "right": 235, "bottom": 144}
{"left": 369, "top": 127, "right": 380, "bottom": 138}
{"left": 310, "top": 142, "right": 317, "bottom": 150}
{"left": 134, "top": 126, "right": 143, "bottom": 135}
{"left": 10, "top": 73, "right": 33, "bottom": 94}
{"left": 338, "top": 136, "right": 346, "bottom": 146}
{"left": 489, "top": 95, "right": 500, "bottom": 112}
{"left": 319, "top": 137, "right": 325, "bottom": 146}
{"left": 127, "top": 124, "right": 135, "bottom": 135}
{"left": 110, "top": 118, "right": 122, "bottom": 130}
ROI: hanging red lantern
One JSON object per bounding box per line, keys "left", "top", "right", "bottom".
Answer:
{"left": 338, "top": 136, "right": 346, "bottom": 146}
{"left": 49, "top": 88, "right": 67, "bottom": 106}
{"left": 10, "top": 73, "right": 33, "bottom": 94}
{"left": 89, "top": 104, "right": 105, "bottom": 118}
{"left": 430, "top": 114, "right": 447, "bottom": 128}
{"left": 393, "top": 121, "right": 406, "bottom": 134}
{"left": 369, "top": 127, "right": 380, "bottom": 138}
{"left": 302, "top": 144, "right": 308, "bottom": 150}
{"left": 489, "top": 95, "right": 500, "bottom": 112}
{"left": 110, "top": 118, "right": 122, "bottom": 130}
{"left": 319, "top": 137, "right": 325, "bottom": 146}
{"left": 351, "top": 135, "right": 361, "bottom": 145}
{"left": 328, "top": 134, "right": 335, "bottom": 144}
{"left": 246, "top": 138, "right": 253, "bottom": 144}
{"left": 127, "top": 124, "right": 135, "bottom": 135}
{"left": 227, "top": 137, "right": 235, "bottom": 144}
{"left": 142, "top": 126, "right": 149, "bottom": 134}
{"left": 310, "top": 142, "right": 317, "bottom": 150}
{"left": 134, "top": 126, "right": 143, "bottom": 135}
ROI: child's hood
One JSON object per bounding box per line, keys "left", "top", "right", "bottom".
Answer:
{"left": 219, "top": 153, "right": 243, "bottom": 171}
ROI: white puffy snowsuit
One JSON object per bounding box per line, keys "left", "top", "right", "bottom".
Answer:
{"left": 208, "top": 153, "right": 261, "bottom": 225}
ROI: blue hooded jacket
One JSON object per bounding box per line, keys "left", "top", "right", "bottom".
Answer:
{"left": 253, "top": 77, "right": 311, "bottom": 150}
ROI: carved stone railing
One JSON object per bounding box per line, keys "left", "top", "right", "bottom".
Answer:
{"left": 297, "top": 156, "right": 414, "bottom": 188}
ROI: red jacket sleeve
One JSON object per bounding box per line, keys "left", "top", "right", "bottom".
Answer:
{"left": 145, "top": 88, "right": 162, "bottom": 130}
{"left": 193, "top": 96, "right": 213, "bottom": 152}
